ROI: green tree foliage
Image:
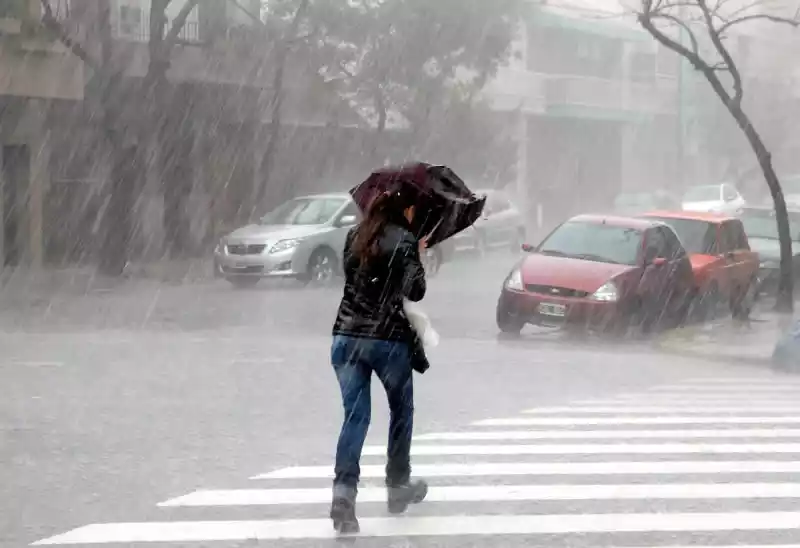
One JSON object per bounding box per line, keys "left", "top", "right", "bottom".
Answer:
{"left": 264, "top": 0, "right": 523, "bottom": 180}
{"left": 304, "top": 0, "right": 523, "bottom": 130}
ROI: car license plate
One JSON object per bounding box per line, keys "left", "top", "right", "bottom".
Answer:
{"left": 538, "top": 303, "right": 566, "bottom": 317}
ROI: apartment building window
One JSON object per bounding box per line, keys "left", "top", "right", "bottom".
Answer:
{"left": 119, "top": 5, "right": 143, "bottom": 38}
{"left": 737, "top": 35, "right": 752, "bottom": 73}
{"left": 630, "top": 51, "right": 656, "bottom": 83}
{"left": 0, "top": 0, "right": 25, "bottom": 18}
{"left": 199, "top": 0, "right": 226, "bottom": 41}
{"left": 656, "top": 45, "right": 678, "bottom": 76}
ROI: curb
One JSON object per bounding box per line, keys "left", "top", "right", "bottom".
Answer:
{"left": 122, "top": 261, "right": 217, "bottom": 284}
{"left": 654, "top": 340, "right": 772, "bottom": 368}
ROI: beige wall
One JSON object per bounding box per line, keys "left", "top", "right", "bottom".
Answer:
{"left": 0, "top": 44, "right": 84, "bottom": 100}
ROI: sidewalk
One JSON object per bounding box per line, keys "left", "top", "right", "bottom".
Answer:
{"left": 654, "top": 310, "right": 793, "bottom": 367}
{"left": 0, "top": 259, "right": 216, "bottom": 297}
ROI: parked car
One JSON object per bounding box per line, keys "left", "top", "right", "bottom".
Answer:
{"left": 214, "top": 193, "right": 448, "bottom": 288}
{"left": 738, "top": 205, "right": 800, "bottom": 297}
{"left": 756, "top": 175, "right": 800, "bottom": 209}
{"left": 612, "top": 189, "right": 680, "bottom": 215}
{"left": 453, "top": 189, "right": 526, "bottom": 253}
{"left": 495, "top": 214, "right": 695, "bottom": 336}
{"left": 213, "top": 193, "right": 359, "bottom": 287}
{"left": 681, "top": 183, "right": 746, "bottom": 215}
{"left": 640, "top": 211, "right": 759, "bottom": 319}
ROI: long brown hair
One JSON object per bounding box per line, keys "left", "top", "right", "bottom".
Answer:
{"left": 352, "top": 187, "right": 417, "bottom": 266}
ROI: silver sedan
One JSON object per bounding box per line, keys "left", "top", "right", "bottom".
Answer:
{"left": 214, "top": 193, "right": 359, "bottom": 288}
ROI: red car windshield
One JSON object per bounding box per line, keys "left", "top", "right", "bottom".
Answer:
{"left": 647, "top": 217, "right": 716, "bottom": 254}
{"left": 537, "top": 221, "right": 643, "bottom": 266}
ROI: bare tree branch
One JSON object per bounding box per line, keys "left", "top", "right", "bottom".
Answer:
{"left": 637, "top": 10, "right": 712, "bottom": 75}
{"left": 164, "top": 0, "right": 201, "bottom": 46}
{"left": 718, "top": 13, "right": 800, "bottom": 34}
{"left": 696, "top": 0, "right": 743, "bottom": 104}
{"left": 652, "top": 11, "right": 701, "bottom": 55}
{"left": 227, "top": 0, "right": 263, "bottom": 26}
{"left": 722, "top": 0, "right": 765, "bottom": 21}
{"left": 40, "top": 0, "right": 99, "bottom": 70}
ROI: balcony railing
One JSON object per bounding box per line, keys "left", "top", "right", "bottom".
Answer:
{"left": 542, "top": 74, "right": 677, "bottom": 115}
{"left": 544, "top": 75, "right": 624, "bottom": 111}
{"left": 116, "top": 12, "right": 200, "bottom": 42}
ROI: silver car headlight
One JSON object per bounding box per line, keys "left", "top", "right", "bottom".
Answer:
{"left": 590, "top": 281, "right": 619, "bottom": 302}
{"left": 270, "top": 238, "right": 303, "bottom": 254}
{"left": 505, "top": 268, "right": 524, "bottom": 291}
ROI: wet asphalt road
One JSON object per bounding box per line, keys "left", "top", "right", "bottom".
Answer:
{"left": 2, "top": 251, "right": 799, "bottom": 548}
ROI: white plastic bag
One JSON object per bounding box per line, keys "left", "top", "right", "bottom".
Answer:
{"left": 403, "top": 298, "right": 440, "bottom": 348}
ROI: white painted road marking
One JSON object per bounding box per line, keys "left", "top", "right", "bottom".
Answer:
{"left": 579, "top": 398, "right": 800, "bottom": 404}
{"left": 32, "top": 512, "right": 800, "bottom": 544}
{"left": 362, "top": 442, "right": 800, "bottom": 456}
{"left": 253, "top": 460, "right": 800, "bottom": 480}
{"left": 475, "top": 416, "right": 800, "bottom": 426}
{"left": 523, "top": 407, "right": 800, "bottom": 413}
{"left": 34, "top": 375, "right": 800, "bottom": 546}
{"left": 2, "top": 361, "right": 63, "bottom": 367}
{"left": 648, "top": 385, "right": 800, "bottom": 391}
{"left": 159, "top": 483, "right": 800, "bottom": 507}
{"left": 680, "top": 377, "right": 800, "bottom": 384}
{"left": 415, "top": 428, "right": 800, "bottom": 441}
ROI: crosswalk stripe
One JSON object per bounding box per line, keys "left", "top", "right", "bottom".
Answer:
{"left": 648, "top": 385, "right": 800, "bottom": 391}
{"left": 522, "top": 407, "right": 800, "bottom": 413}
{"left": 475, "top": 416, "right": 800, "bottom": 426}
{"left": 415, "top": 428, "right": 800, "bottom": 441}
{"left": 362, "top": 443, "right": 800, "bottom": 456}
{"left": 35, "top": 376, "right": 800, "bottom": 546}
{"left": 31, "top": 512, "right": 800, "bottom": 544}
{"left": 578, "top": 398, "right": 800, "bottom": 404}
{"left": 680, "top": 378, "right": 800, "bottom": 384}
{"left": 159, "top": 483, "right": 800, "bottom": 507}
{"left": 253, "top": 460, "right": 800, "bottom": 480}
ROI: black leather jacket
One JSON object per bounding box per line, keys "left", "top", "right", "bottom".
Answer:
{"left": 332, "top": 220, "right": 426, "bottom": 342}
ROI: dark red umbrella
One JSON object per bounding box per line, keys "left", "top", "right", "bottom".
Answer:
{"left": 349, "top": 162, "right": 487, "bottom": 247}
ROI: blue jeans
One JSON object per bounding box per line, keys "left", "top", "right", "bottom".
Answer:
{"left": 331, "top": 335, "right": 414, "bottom": 496}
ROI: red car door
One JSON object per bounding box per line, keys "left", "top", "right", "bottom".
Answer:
{"left": 724, "top": 220, "right": 758, "bottom": 292}
{"left": 638, "top": 228, "right": 674, "bottom": 306}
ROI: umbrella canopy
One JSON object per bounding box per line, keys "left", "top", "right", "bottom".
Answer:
{"left": 349, "top": 162, "right": 487, "bottom": 247}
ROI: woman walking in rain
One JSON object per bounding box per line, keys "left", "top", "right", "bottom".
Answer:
{"left": 329, "top": 182, "right": 429, "bottom": 534}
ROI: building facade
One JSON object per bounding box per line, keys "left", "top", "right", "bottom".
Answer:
{"left": 0, "top": 0, "right": 85, "bottom": 270}
{"left": 0, "top": 0, "right": 367, "bottom": 270}
{"left": 485, "top": 0, "right": 800, "bottom": 236}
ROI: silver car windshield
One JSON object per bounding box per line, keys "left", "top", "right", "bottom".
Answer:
{"left": 683, "top": 185, "right": 720, "bottom": 202}
{"left": 260, "top": 198, "right": 346, "bottom": 225}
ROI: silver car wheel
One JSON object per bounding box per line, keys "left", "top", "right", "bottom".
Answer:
{"left": 310, "top": 252, "right": 335, "bottom": 283}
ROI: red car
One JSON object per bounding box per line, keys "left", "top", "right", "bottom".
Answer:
{"left": 639, "top": 211, "right": 760, "bottom": 320}
{"left": 496, "top": 214, "right": 695, "bottom": 335}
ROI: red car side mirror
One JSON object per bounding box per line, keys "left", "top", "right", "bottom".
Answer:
{"left": 521, "top": 243, "right": 535, "bottom": 253}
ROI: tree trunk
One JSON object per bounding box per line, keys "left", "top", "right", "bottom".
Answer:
{"left": 96, "top": 0, "right": 130, "bottom": 276}
{"left": 370, "top": 85, "right": 387, "bottom": 164}
{"left": 161, "top": 121, "right": 194, "bottom": 258}
{"left": 721, "top": 99, "right": 793, "bottom": 312}
{"left": 692, "top": 64, "right": 794, "bottom": 312}
{"left": 146, "top": 0, "right": 177, "bottom": 258}
{"left": 98, "top": 143, "right": 136, "bottom": 275}
{"left": 254, "top": 0, "right": 310, "bottom": 217}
